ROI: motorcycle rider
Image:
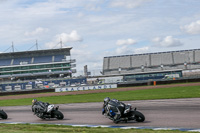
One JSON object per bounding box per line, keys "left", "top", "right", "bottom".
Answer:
{"left": 102, "top": 97, "right": 145, "bottom": 123}
{"left": 102, "top": 97, "right": 122, "bottom": 123}
{"left": 32, "top": 99, "right": 64, "bottom": 120}
{"left": 102, "top": 97, "right": 110, "bottom": 115}
{"left": 32, "top": 99, "right": 49, "bottom": 114}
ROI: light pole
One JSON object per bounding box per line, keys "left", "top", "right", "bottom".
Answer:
{"left": 118, "top": 67, "right": 121, "bottom": 74}
{"left": 160, "top": 53, "right": 164, "bottom": 70}
{"left": 180, "top": 52, "right": 189, "bottom": 70}
{"left": 141, "top": 65, "right": 144, "bottom": 72}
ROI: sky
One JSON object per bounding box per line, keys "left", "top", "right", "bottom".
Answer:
{"left": 0, "top": 0, "right": 200, "bottom": 76}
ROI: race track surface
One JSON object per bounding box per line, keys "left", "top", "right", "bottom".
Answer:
{"left": 1, "top": 98, "right": 200, "bottom": 129}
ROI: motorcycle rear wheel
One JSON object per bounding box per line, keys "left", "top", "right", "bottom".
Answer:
{"left": 53, "top": 110, "right": 64, "bottom": 120}
{"left": 0, "top": 110, "right": 8, "bottom": 119}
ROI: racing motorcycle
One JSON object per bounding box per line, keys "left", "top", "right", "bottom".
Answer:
{"left": 32, "top": 102, "right": 64, "bottom": 120}
{"left": 0, "top": 109, "right": 8, "bottom": 119}
{"left": 102, "top": 98, "right": 145, "bottom": 123}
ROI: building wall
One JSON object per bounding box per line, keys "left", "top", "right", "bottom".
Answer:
{"left": 103, "top": 49, "right": 200, "bottom": 75}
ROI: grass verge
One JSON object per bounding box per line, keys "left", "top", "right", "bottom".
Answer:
{"left": 0, "top": 123, "right": 195, "bottom": 133}
{"left": 0, "top": 85, "right": 200, "bottom": 106}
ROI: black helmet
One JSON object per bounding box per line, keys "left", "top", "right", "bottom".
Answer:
{"left": 32, "top": 99, "right": 37, "bottom": 104}
{"left": 104, "top": 97, "right": 110, "bottom": 104}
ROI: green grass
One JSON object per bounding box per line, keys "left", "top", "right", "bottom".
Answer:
{"left": 0, "top": 123, "right": 195, "bottom": 133}
{"left": 1, "top": 85, "right": 200, "bottom": 106}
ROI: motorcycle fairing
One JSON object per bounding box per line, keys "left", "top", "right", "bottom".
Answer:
{"left": 47, "top": 104, "right": 54, "bottom": 113}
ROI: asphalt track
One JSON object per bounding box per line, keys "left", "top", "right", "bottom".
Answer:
{"left": 1, "top": 98, "right": 200, "bottom": 129}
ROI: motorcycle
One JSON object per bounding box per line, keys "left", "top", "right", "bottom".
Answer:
{"left": 0, "top": 110, "right": 8, "bottom": 119}
{"left": 102, "top": 98, "right": 145, "bottom": 123}
{"left": 32, "top": 102, "right": 64, "bottom": 120}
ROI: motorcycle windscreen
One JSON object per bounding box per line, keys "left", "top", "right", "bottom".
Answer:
{"left": 47, "top": 105, "right": 54, "bottom": 112}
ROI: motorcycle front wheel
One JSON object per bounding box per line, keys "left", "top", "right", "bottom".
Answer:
{"left": 133, "top": 111, "right": 145, "bottom": 122}
{"left": 53, "top": 110, "right": 64, "bottom": 120}
{"left": 0, "top": 110, "right": 8, "bottom": 119}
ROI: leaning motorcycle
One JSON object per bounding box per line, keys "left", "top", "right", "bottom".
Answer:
{"left": 32, "top": 103, "right": 64, "bottom": 120}
{"left": 0, "top": 110, "right": 8, "bottom": 119}
{"left": 102, "top": 99, "right": 145, "bottom": 123}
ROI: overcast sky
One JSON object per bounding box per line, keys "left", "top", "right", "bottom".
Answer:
{"left": 0, "top": 0, "right": 200, "bottom": 76}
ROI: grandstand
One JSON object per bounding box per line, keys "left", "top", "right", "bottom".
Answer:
{"left": 0, "top": 48, "right": 76, "bottom": 81}
{"left": 0, "top": 47, "right": 88, "bottom": 91}
{"left": 103, "top": 49, "right": 200, "bottom": 80}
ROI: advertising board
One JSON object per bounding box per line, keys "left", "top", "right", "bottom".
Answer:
{"left": 55, "top": 84, "right": 117, "bottom": 92}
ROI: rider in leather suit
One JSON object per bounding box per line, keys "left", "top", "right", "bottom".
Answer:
{"left": 32, "top": 99, "right": 49, "bottom": 114}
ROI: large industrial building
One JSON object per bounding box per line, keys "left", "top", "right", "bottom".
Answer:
{"left": 103, "top": 49, "right": 200, "bottom": 81}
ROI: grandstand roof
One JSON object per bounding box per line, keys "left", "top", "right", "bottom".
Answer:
{"left": 0, "top": 47, "right": 72, "bottom": 59}
{"left": 104, "top": 48, "right": 200, "bottom": 58}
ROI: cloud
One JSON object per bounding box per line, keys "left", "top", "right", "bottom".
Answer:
{"left": 45, "top": 30, "right": 83, "bottom": 49}
{"left": 134, "top": 46, "right": 149, "bottom": 54}
{"left": 116, "top": 39, "right": 137, "bottom": 46}
{"left": 25, "top": 27, "right": 49, "bottom": 36}
{"left": 71, "top": 48, "right": 91, "bottom": 62}
{"left": 56, "top": 30, "right": 83, "bottom": 43}
{"left": 180, "top": 20, "right": 200, "bottom": 34}
{"left": 115, "top": 46, "right": 133, "bottom": 55}
{"left": 71, "top": 48, "right": 104, "bottom": 76}
{"left": 115, "top": 38, "right": 144, "bottom": 55}
{"left": 85, "top": 3, "right": 101, "bottom": 11}
{"left": 0, "top": 0, "right": 6, "bottom": 3}
{"left": 152, "top": 36, "right": 183, "bottom": 47}
{"left": 114, "top": 45, "right": 149, "bottom": 55}
{"left": 109, "top": 0, "right": 152, "bottom": 8}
